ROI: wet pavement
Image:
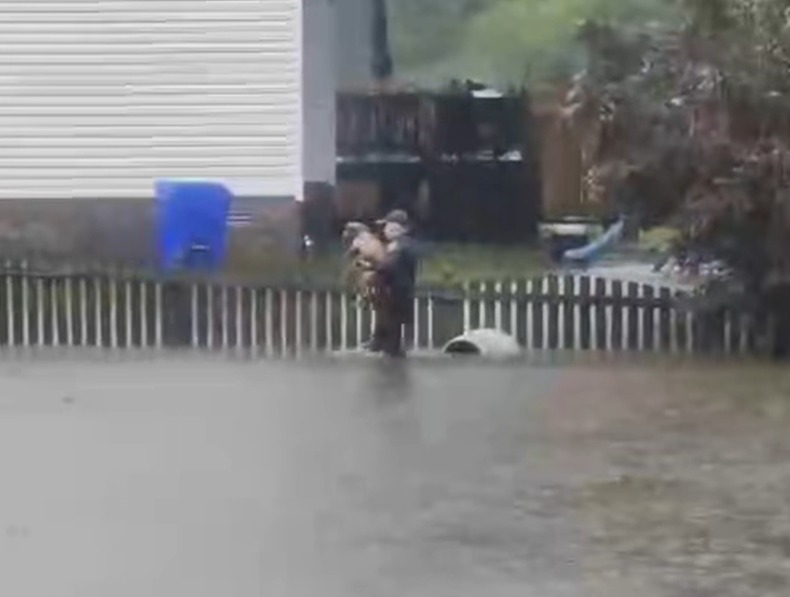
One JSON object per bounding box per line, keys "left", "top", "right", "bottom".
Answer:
{"left": 0, "top": 351, "right": 789, "bottom": 596}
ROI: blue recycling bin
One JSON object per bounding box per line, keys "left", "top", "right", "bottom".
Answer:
{"left": 155, "top": 179, "right": 233, "bottom": 272}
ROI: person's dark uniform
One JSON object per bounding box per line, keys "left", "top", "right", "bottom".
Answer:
{"left": 369, "top": 211, "right": 418, "bottom": 357}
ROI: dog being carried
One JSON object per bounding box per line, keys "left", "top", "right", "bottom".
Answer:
{"left": 342, "top": 211, "right": 418, "bottom": 357}
{"left": 341, "top": 221, "right": 387, "bottom": 307}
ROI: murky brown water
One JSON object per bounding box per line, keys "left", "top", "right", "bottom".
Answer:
{"left": 0, "top": 351, "right": 788, "bottom": 596}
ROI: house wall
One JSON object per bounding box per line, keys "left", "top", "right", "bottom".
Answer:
{"left": 0, "top": 0, "right": 306, "bottom": 265}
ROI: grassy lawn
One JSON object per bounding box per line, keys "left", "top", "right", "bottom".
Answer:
{"left": 222, "top": 226, "right": 681, "bottom": 288}
{"left": 418, "top": 243, "right": 551, "bottom": 284}
{"left": 227, "top": 242, "right": 551, "bottom": 287}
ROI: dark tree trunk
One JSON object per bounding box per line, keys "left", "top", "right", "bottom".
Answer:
{"left": 371, "top": 0, "right": 393, "bottom": 81}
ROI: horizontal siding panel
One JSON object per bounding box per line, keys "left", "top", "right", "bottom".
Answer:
{"left": 0, "top": 175, "right": 296, "bottom": 197}
{"left": 0, "top": 105, "right": 297, "bottom": 116}
{"left": 0, "top": 32, "right": 290, "bottom": 44}
{"left": 0, "top": 0, "right": 297, "bottom": 16}
{"left": 0, "top": 0, "right": 302, "bottom": 200}
{"left": 0, "top": 43, "right": 296, "bottom": 54}
{"left": 1, "top": 54, "right": 298, "bottom": 65}
{"left": 0, "top": 166, "right": 293, "bottom": 177}
{"left": 0, "top": 145, "right": 296, "bottom": 159}
{"left": 2, "top": 84, "right": 297, "bottom": 96}
{"left": 0, "top": 118, "right": 297, "bottom": 130}
{"left": 0, "top": 21, "right": 286, "bottom": 34}
{"left": 0, "top": 70, "right": 296, "bottom": 84}
{"left": 0, "top": 179, "right": 294, "bottom": 199}
{"left": 0, "top": 156, "right": 295, "bottom": 167}
{"left": 3, "top": 125, "right": 295, "bottom": 138}
{"left": 0, "top": 168, "right": 290, "bottom": 178}
{"left": 1, "top": 92, "right": 297, "bottom": 103}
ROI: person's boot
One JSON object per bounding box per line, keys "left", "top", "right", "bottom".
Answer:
{"left": 364, "top": 339, "right": 383, "bottom": 353}
{"left": 384, "top": 346, "right": 406, "bottom": 358}
{"left": 381, "top": 327, "right": 406, "bottom": 358}
{"left": 364, "top": 325, "right": 385, "bottom": 353}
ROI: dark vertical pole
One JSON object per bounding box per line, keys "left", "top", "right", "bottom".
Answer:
{"left": 515, "top": 279, "right": 528, "bottom": 347}
{"left": 627, "top": 282, "right": 640, "bottom": 351}
{"left": 532, "top": 277, "right": 544, "bottom": 350}
{"left": 611, "top": 280, "right": 623, "bottom": 351}
{"left": 659, "top": 287, "right": 672, "bottom": 352}
{"left": 547, "top": 275, "right": 559, "bottom": 350}
{"left": 371, "top": 0, "right": 393, "bottom": 82}
{"left": 594, "top": 277, "right": 607, "bottom": 350}
{"left": 643, "top": 284, "right": 655, "bottom": 352}
{"left": 563, "top": 275, "right": 575, "bottom": 349}
{"left": 579, "top": 276, "right": 592, "bottom": 350}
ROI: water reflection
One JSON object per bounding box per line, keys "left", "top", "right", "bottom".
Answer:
{"left": 366, "top": 357, "right": 413, "bottom": 405}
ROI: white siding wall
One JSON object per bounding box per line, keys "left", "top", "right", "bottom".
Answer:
{"left": 0, "top": 0, "right": 303, "bottom": 200}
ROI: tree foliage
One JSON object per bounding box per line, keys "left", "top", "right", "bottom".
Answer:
{"left": 389, "top": 0, "right": 676, "bottom": 88}
{"left": 565, "top": 0, "right": 790, "bottom": 351}
{"left": 388, "top": 0, "right": 488, "bottom": 73}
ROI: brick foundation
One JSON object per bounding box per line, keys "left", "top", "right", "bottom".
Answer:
{"left": 0, "top": 196, "right": 301, "bottom": 269}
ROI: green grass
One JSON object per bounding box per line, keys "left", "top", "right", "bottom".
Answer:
{"left": 419, "top": 243, "right": 551, "bottom": 284}
{"left": 638, "top": 227, "right": 681, "bottom": 253}
{"left": 226, "top": 243, "right": 550, "bottom": 287}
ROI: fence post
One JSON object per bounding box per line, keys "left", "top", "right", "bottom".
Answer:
{"left": 250, "top": 287, "right": 259, "bottom": 354}
{"left": 611, "top": 280, "right": 623, "bottom": 351}
{"left": 309, "top": 290, "right": 319, "bottom": 353}
{"left": 625, "top": 282, "right": 639, "bottom": 351}
{"left": 264, "top": 288, "right": 274, "bottom": 356}
{"left": 531, "top": 277, "right": 545, "bottom": 351}
{"left": 593, "top": 277, "right": 607, "bottom": 351}
{"left": 426, "top": 291, "right": 435, "bottom": 350}
{"left": 21, "top": 262, "right": 31, "bottom": 348}
{"left": 3, "top": 262, "right": 14, "bottom": 347}
{"left": 579, "top": 276, "right": 592, "bottom": 350}
{"left": 323, "top": 289, "right": 333, "bottom": 352}
{"left": 462, "top": 281, "right": 471, "bottom": 333}
{"left": 546, "top": 275, "right": 559, "bottom": 350}
{"left": 642, "top": 284, "right": 655, "bottom": 352}
{"left": 659, "top": 287, "right": 672, "bottom": 352}
{"left": 560, "top": 275, "right": 574, "bottom": 350}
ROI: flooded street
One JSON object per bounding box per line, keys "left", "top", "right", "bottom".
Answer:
{"left": 0, "top": 352, "right": 788, "bottom": 596}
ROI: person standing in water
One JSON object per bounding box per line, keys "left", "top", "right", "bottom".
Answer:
{"left": 368, "top": 210, "right": 418, "bottom": 357}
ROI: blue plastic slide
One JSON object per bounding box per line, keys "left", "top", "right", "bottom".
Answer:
{"left": 562, "top": 218, "right": 625, "bottom": 265}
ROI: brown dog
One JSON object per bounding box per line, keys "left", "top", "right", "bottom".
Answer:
{"left": 341, "top": 221, "right": 387, "bottom": 305}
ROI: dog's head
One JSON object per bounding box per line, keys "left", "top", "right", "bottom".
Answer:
{"left": 342, "top": 221, "right": 370, "bottom": 249}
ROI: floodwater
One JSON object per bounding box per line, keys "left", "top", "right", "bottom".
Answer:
{"left": 0, "top": 352, "right": 789, "bottom": 597}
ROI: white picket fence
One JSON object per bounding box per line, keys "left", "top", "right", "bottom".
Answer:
{"left": 0, "top": 264, "right": 754, "bottom": 355}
